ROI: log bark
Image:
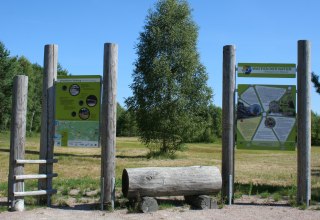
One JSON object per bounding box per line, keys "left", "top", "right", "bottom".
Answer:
{"left": 122, "top": 166, "right": 222, "bottom": 199}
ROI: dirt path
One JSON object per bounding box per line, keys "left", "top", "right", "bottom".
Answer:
{"left": 1, "top": 204, "right": 320, "bottom": 220}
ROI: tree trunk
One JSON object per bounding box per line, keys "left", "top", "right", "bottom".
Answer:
{"left": 122, "top": 166, "right": 221, "bottom": 199}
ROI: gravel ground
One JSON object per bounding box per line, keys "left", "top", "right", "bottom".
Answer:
{"left": 1, "top": 195, "right": 320, "bottom": 220}
{"left": 1, "top": 204, "right": 320, "bottom": 220}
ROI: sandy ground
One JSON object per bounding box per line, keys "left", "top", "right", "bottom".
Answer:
{"left": 0, "top": 205, "right": 320, "bottom": 220}
{"left": 1, "top": 203, "right": 320, "bottom": 220}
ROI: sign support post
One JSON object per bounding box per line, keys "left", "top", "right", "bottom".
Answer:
{"left": 222, "top": 45, "right": 235, "bottom": 204}
{"left": 297, "top": 40, "right": 311, "bottom": 206}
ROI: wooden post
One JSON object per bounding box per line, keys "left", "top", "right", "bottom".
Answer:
{"left": 297, "top": 40, "right": 311, "bottom": 206}
{"left": 8, "top": 75, "right": 28, "bottom": 211}
{"left": 222, "top": 45, "right": 236, "bottom": 204}
{"left": 101, "top": 43, "right": 118, "bottom": 210}
{"left": 38, "top": 44, "right": 58, "bottom": 206}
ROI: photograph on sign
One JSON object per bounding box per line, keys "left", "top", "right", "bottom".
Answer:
{"left": 236, "top": 84, "right": 296, "bottom": 150}
{"left": 238, "top": 63, "right": 296, "bottom": 78}
{"left": 54, "top": 75, "right": 101, "bottom": 147}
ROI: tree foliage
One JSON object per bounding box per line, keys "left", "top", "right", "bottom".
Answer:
{"left": 311, "top": 72, "right": 320, "bottom": 94}
{"left": 126, "top": 0, "right": 213, "bottom": 156}
{"left": 0, "top": 41, "right": 69, "bottom": 133}
{"left": 312, "top": 111, "right": 320, "bottom": 146}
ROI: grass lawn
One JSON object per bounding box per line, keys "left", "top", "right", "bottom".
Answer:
{"left": 0, "top": 132, "right": 319, "bottom": 207}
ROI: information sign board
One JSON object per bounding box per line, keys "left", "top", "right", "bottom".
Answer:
{"left": 237, "top": 84, "right": 296, "bottom": 150}
{"left": 238, "top": 63, "right": 296, "bottom": 78}
{"left": 54, "top": 75, "right": 101, "bottom": 147}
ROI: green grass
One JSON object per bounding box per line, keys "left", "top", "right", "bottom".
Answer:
{"left": 1, "top": 132, "right": 320, "bottom": 210}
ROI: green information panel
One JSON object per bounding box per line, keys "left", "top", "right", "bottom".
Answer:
{"left": 237, "top": 84, "right": 296, "bottom": 150}
{"left": 54, "top": 75, "right": 101, "bottom": 147}
{"left": 238, "top": 63, "right": 296, "bottom": 78}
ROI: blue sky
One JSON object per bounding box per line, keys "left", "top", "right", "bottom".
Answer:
{"left": 1, "top": 0, "right": 320, "bottom": 113}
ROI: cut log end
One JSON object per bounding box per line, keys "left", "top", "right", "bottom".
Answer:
{"left": 139, "top": 197, "right": 158, "bottom": 213}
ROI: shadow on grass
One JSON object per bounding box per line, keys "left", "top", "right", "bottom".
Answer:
{"left": 52, "top": 203, "right": 101, "bottom": 211}
{"left": 311, "top": 169, "right": 320, "bottom": 177}
{"left": 235, "top": 183, "right": 320, "bottom": 202}
{"left": 0, "top": 148, "right": 146, "bottom": 159}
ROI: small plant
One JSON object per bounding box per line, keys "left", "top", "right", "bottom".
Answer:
{"left": 248, "top": 182, "right": 253, "bottom": 196}
{"left": 158, "top": 202, "right": 175, "bottom": 210}
{"left": 272, "top": 193, "right": 281, "bottom": 202}
{"left": 260, "top": 191, "right": 270, "bottom": 199}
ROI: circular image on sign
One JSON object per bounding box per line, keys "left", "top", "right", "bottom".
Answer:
{"left": 62, "top": 85, "right": 68, "bottom": 91}
{"left": 265, "top": 117, "right": 276, "bottom": 128}
{"left": 269, "top": 100, "right": 281, "bottom": 114}
{"left": 71, "top": 111, "right": 77, "bottom": 117}
{"left": 79, "top": 108, "right": 90, "bottom": 120}
{"left": 249, "top": 104, "right": 261, "bottom": 116}
{"left": 86, "top": 95, "right": 98, "bottom": 107}
{"left": 69, "top": 84, "right": 80, "bottom": 96}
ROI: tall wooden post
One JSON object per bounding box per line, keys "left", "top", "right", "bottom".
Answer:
{"left": 222, "top": 45, "right": 236, "bottom": 204}
{"left": 38, "top": 44, "right": 58, "bottom": 206}
{"left": 8, "top": 75, "right": 28, "bottom": 211}
{"left": 297, "top": 40, "right": 311, "bottom": 206}
{"left": 101, "top": 43, "right": 118, "bottom": 210}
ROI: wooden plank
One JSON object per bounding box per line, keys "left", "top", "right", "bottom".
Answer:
{"left": 122, "top": 166, "right": 222, "bottom": 199}
{"left": 16, "top": 159, "right": 58, "bottom": 164}
{"left": 222, "top": 45, "right": 236, "bottom": 204}
{"left": 15, "top": 173, "right": 58, "bottom": 180}
{"left": 14, "top": 189, "right": 57, "bottom": 197}
{"left": 101, "top": 43, "right": 118, "bottom": 210}
{"left": 297, "top": 40, "right": 311, "bottom": 206}
{"left": 8, "top": 75, "right": 29, "bottom": 211}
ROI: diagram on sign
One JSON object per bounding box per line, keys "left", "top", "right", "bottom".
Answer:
{"left": 237, "top": 84, "right": 296, "bottom": 150}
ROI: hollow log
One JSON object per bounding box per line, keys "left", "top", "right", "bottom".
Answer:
{"left": 122, "top": 166, "right": 222, "bottom": 199}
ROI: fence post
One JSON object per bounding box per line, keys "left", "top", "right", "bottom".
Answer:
{"left": 297, "top": 40, "right": 311, "bottom": 206}
{"left": 222, "top": 45, "right": 236, "bottom": 204}
{"left": 101, "top": 43, "right": 118, "bottom": 210}
{"left": 8, "top": 75, "right": 28, "bottom": 211}
{"left": 38, "top": 44, "right": 58, "bottom": 206}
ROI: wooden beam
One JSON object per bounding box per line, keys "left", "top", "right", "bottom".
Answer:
{"left": 8, "top": 75, "right": 29, "bottom": 211}
{"left": 15, "top": 173, "right": 58, "bottom": 180}
{"left": 16, "top": 159, "right": 58, "bottom": 164}
{"left": 222, "top": 45, "right": 236, "bottom": 204}
{"left": 14, "top": 189, "right": 57, "bottom": 197}
{"left": 101, "top": 43, "right": 118, "bottom": 210}
{"left": 297, "top": 40, "right": 311, "bottom": 206}
{"left": 38, "top": 44, "right": 58, "bottom": 206}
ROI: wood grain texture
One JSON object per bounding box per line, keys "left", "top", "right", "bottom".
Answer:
{"left": 222, "top": 45, "right": 236, "bottom": 203}
{"left": 297, "top": 40, "right": 311, "bottom": 206}
{"left": 139, "top": 197, "right": 158, "bottom": 213}
{"left": 122, "top": 166, "right": 222, "bottom": 199}
{"left": 8, "top": 75, "right": 28, "bottom": 211}
{"left": 38, "top": 44, "right": 58, "bottom": 206}
{"left": 101, "top": 43, "right": 118, "bottom": 209}
{"left": 185, "top": 195, "right": 218, "bottom": 210}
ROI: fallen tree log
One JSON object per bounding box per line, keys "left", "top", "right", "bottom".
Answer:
{"left": 122, "top": 166, "right": 222, "bottom": 199}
